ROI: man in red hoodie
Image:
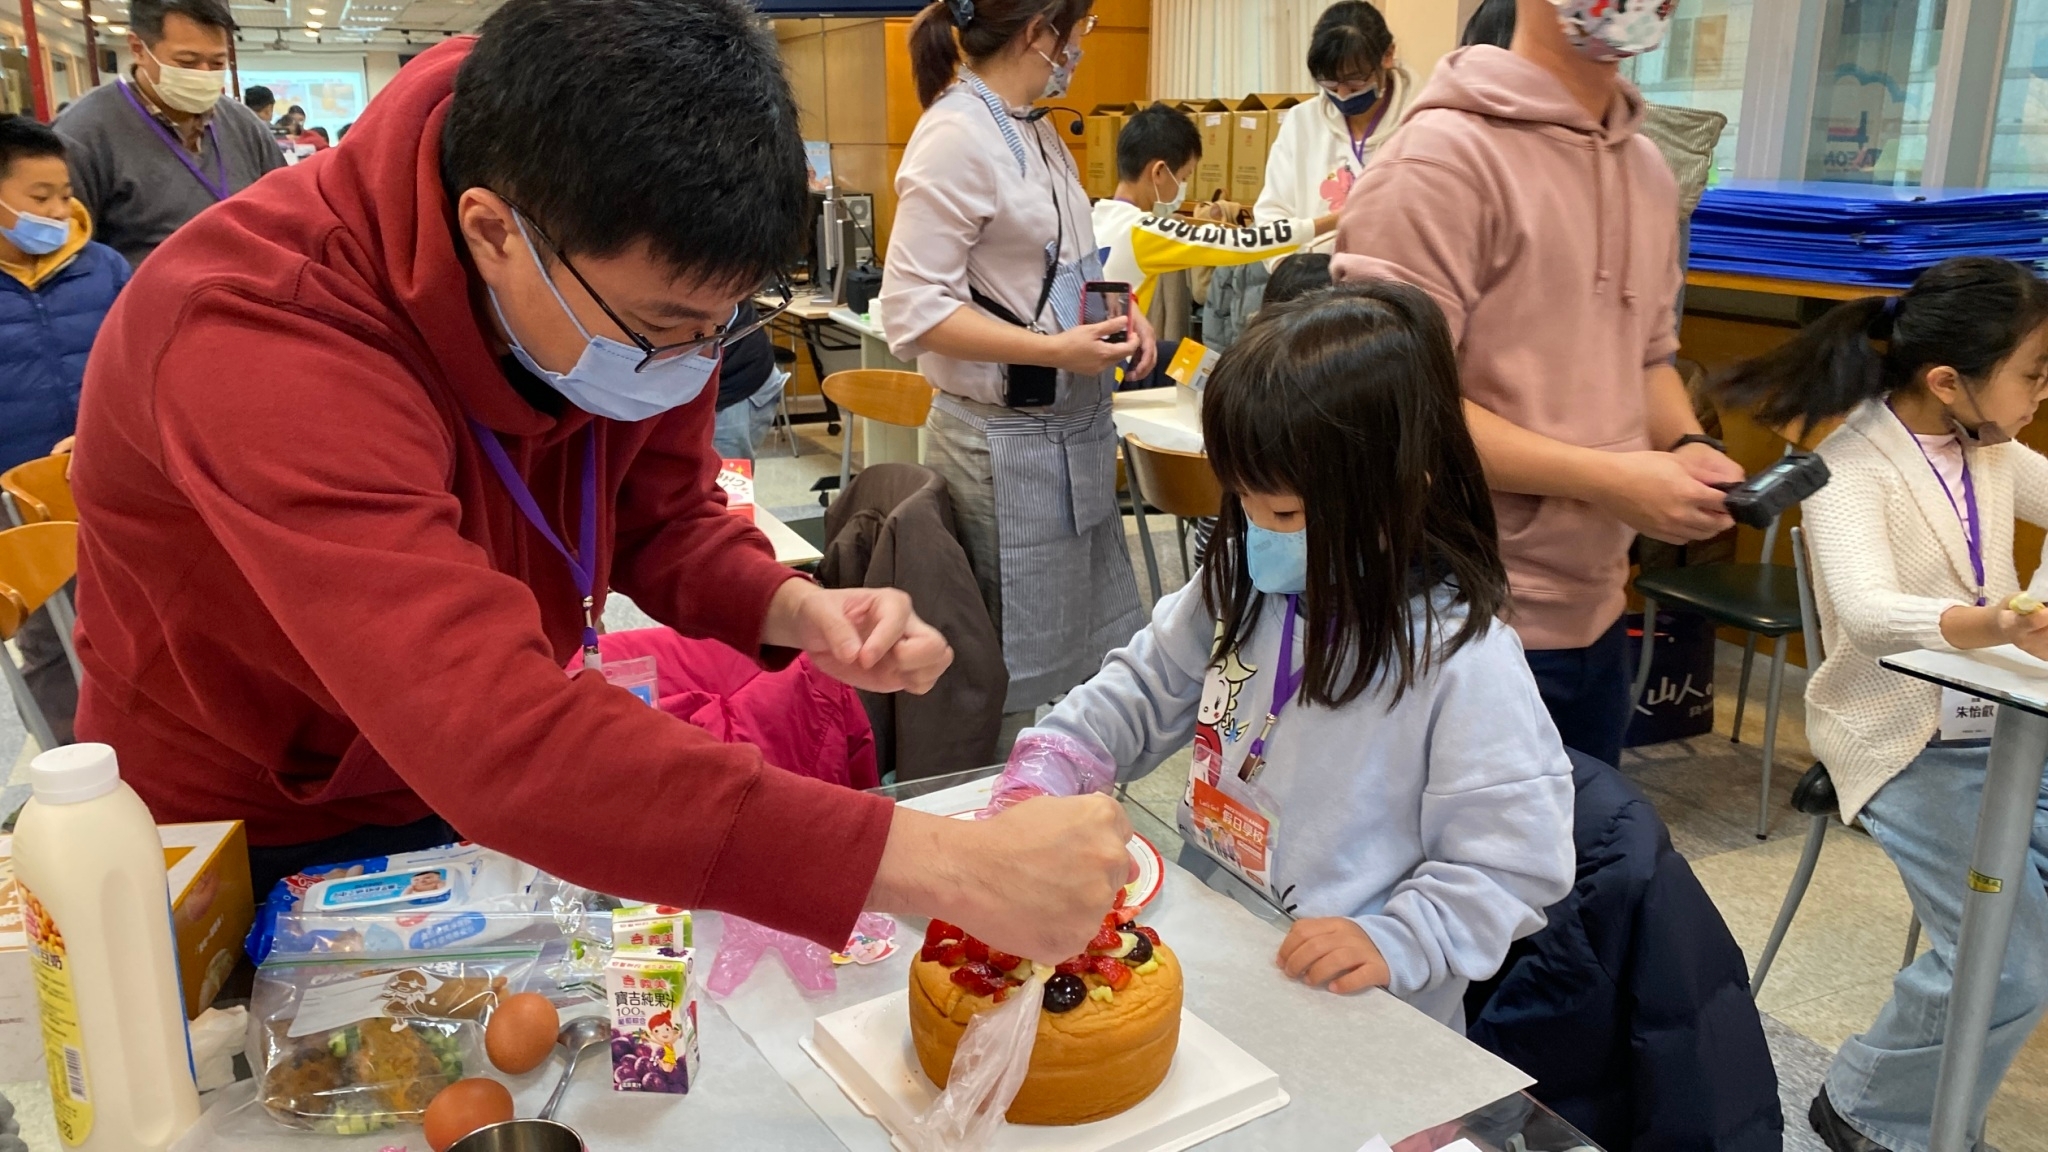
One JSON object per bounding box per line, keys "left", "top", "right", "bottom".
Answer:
{"left": 68, "top": 0, "right": 1132, "bottom": 965}
{"left": 1334, "top": 0, "right": 1742, "bottom": 768}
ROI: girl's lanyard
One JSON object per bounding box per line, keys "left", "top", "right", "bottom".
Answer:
{"left": 467, "top": 419, "right": 604, "bottom": 670}
{"left": 117, "top": 81, "right": 232, "bottom": 202}
{"left": 1238, "top": 595, "right": 1303, "bottom": 784}
{"left": 1892, "top": 404, "right": 1986, "bottom": 605}
{"left": 1347, "top": 97, "right": 1392, "bottom": 170}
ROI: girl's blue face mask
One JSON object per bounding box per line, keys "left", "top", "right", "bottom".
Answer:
{"left": 1245, "top": 522, "right": 1308, "bottom": 595}
{"left": 1323, "top": 84, "right": 1381, "bottom": 119}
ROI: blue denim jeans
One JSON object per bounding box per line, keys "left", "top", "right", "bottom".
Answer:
{"left": 711, "top": 367, "right": 788, "bottom": 462}
{"left": 1825, "top": 742, "right": 2048, "bottom": 1152}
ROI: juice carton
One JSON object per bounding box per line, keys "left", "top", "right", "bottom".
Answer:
{"left": 716, "top": 459, "right": 755, "bottom": 523}
{"left": 611, "top": 905, "right": 692, "bottom": 956}
{"left": 606, "top": 951, "right": 699, "bottom": 1094}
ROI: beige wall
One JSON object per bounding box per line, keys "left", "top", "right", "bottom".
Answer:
{"left": 365, "top": 52, "right": 403, "bottom": 97}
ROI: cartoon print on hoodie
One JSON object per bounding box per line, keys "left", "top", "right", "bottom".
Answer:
{"left": 1192, "top": 631, "right": 1257, "bottom": 785}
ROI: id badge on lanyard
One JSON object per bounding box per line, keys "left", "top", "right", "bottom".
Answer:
{"left": 1892, "top": 406, "right": 1998, "bottom": 742}
{"left": 1176, "top": 596, "right": 1301, "bottom": 913}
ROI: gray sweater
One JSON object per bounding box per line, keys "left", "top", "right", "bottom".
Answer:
{"left": 55, "top": 80, "right": 284, "bottom": 267}
{"left": 1028, "top": 580, "right": 1576, "bottom": 1026}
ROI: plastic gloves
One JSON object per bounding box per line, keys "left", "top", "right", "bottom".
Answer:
{"left": 985, "top": 731, "right": 1119, "bottom": 814}
{"left": 705, "top": 912, "right": 898, "bottom": 998}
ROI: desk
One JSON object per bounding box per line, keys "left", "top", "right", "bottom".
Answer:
{"left": 1684, "top": 269, "right": 1903, "bottom": 302}
{"left": 699, "top": 766, "right": 1601, "bottom": 1151}
{"left": 1878, "top": 646, "right": 2048, "bottom": 1152}
{"left": 823, "top": 307, "right": 923, "bottom": 469}
{"left": 759, "top": 292, "right": 854, "bottom": 433}
{"left": 755, "top": 506, "right": 822, "bottom": 568}
{"left": 1112, "top": 387, "right": 1203, "bottom": 454}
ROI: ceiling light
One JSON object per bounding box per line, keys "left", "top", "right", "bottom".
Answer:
{"left": 60, "top": 1, "right": 80, "bottom": 9}
{"left": 307, "top": 6, "right": 324, "bottom": 12}
{"left": 305, "top": 18, "right": 319, "bottom": 26}
{"left": 89, "top": 13, "right": 106, "bottom": 20}
{"left": 107, "top": 24, "right": 125, "bottom": 33}
{"left": 303, "top": 28, "right": 317, "bottom": 36}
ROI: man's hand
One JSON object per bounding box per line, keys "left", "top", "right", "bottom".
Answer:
{"left": 1125, "top": 307, "right": 1159, "bottom": 380}
{"left": 762, "top": 581, "right": 952, "bottom": 694}
{"left": 867, "top": 796, "right": 1135, "bottom": 961}
{"left": 1672, "top": 440, "right": 1746, "bottom": 487}
{"left": 50, "top": 435, "right": 74, "bottom": 481}
{"left": 1599, "top": 451, "right": 1735, "bottom": 544}
{"left": 1277, "top": 917, "right": 1390, "bottom": 994}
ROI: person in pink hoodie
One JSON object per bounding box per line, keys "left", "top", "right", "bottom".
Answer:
{"left": 1333, "top": 0, "right": 1742, "bottom": 767}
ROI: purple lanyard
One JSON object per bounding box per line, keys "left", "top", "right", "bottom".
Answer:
{"left": 1238, "top": 595, "right": 1304, "bottom": 783}
{"left": 1347, "top": 98, "right": 1391, "bottom": 169}
{"left": 117, "top": 82, "right": 231, "bottom": 202}
{"left": 467, "top": 419, "right": 604, "bottom": 669}
{"left": 1891, "top": 404, "right": 1986, "bottom": 605}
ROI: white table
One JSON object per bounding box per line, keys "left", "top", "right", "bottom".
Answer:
{"left": 1113, "top": 388, "right": 1204, "bottom": 455}
{"left": 755, "top": 506, "right": 822, "bottom": 568}
{"left": 1878, "top": 645, "right": 2048, "bottom": 1152}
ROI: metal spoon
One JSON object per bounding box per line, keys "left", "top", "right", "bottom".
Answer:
{"left": 538, "top": 1014, "right": 612, "bottom": 1122}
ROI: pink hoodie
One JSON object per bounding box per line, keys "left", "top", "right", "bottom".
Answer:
{"left": 1335, "top": 46, "right": 1681, "bottom": 651}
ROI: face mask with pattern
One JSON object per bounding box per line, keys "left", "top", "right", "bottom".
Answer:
{"left": 1550, "top": 0, "right": 1675, "bottom": 63}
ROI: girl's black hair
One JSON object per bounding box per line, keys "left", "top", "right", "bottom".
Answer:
{"left": 1460, "top": 0, "right": 1516, "bottom": 49}
{"left": 1307, "top": 1, "right": 1394, "bottom": 84}
{"left": 1200, "top": 280, "right": 1507, "bottom": 708}
{"left": 1262, "top": 252, "right": 1333, "bottom": 308}
{"left": 1715, "top": 256, "right": 2048, "bottom": 431}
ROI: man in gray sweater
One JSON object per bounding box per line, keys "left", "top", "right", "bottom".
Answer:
{"left": 55, "top": 0, "right": 282, "bottom": 267}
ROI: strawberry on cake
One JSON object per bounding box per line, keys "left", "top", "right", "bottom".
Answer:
{"left": 907, "top": 891, "right": 1182, "bottom": 1126}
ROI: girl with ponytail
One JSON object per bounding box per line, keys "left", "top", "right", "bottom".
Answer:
{"left": 1716, "top": 256, "right": 2048, "bottom": 1150}
{"left": 881, "top": 0, "right": 1162, "bottom": 710}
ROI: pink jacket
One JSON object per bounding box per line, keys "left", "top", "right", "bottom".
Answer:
{"left": 596, "top": 629, "right": 879, "bottom": 792}
{"left": 1335, "top": 46, "right": 1681, "bottom": 650}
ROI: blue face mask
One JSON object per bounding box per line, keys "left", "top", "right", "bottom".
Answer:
{"left": 1324, "top": 85, "right": 1381, "bottom": 119}
{"left": 1, "top": 200, "right": 69, "bottom": 256}
{"left": 489, "top": 214, "right": 722, "bottom": 423}
{"left": 1244, "top": 522, "right": 1307, "bottom": 595}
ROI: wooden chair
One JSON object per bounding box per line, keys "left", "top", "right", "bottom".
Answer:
{"left": 2, "top": 453, "right": 77, "bottom": 525}
{"left": 820, "top": 370, "right": 934, "bottom": 498}
{"left": 0, "top": 522, "right": 82, "bottom": 751}
{"left": 1121, "top": 435, "right": 1223, "bottom": 601}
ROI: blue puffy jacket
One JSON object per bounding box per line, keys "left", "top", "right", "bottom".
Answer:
{"left": 0, "top": 236, "right": 129, "bottom": 472}
{"left": 1465, "top": 750, "right": 1783, "bottom": 1151}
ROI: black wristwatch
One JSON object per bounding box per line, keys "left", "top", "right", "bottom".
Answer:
{"left": 1669, "top": 433, "right": 1726, "bottom": 454}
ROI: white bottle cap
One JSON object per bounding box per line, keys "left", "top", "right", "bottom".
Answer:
{"left": 29, "top": 742, "right": 122, "bottom": 806}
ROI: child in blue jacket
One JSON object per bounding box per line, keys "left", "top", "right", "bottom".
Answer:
{"left": 0, "top": 113, "right": 128, "bottom": 743}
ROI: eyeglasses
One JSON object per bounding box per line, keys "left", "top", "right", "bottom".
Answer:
{"left": 1067, "top": 14, "right": 1098, "bottom": 38}
{"left": 518, "top": 211, "right": 795, "bottom": 374}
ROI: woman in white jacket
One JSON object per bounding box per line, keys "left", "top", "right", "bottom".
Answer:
{"left": 1715, "top": 257, "right": 2048, "bottom": 1152}
{"left": 1253, "top": 0, "right": 1414, "bottom": 251}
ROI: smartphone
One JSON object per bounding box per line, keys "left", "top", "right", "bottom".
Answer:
{"left": 1082, "top": 280, "right": 1133, "bottom": 343}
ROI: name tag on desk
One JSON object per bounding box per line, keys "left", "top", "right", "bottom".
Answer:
{"left": 1939, "top": 687, "right": 1999, "bottom": 742}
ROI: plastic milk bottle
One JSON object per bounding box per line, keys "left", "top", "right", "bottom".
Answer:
{"left": 12, "top": 744, "right": 200, "bottom": 1150}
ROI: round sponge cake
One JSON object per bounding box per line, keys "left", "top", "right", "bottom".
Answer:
{"left": 907, "top": 944, "right": 1182, "bottom": 1126}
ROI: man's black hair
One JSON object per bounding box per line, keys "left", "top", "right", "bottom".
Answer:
{"left": 442, "top": 0, "right": 807, "bottom": 293}
{"left": 0, "top": 114, "right": 66, "bottom": 179}
{"left": 286, "top": 104, "right": 306, "bottom": 117}
{"left": 337, "top": 121, "right": 352, "bottom": 142}
{"left": 130, "top": 0, "right": 234, "bottom": 42}
{"left": 309, "top": 126, "right": 330, "bottom": 143}
{"left": 1115, "top": 103, "right": 1201, "bottom": 183}
{"left": 243, "top": 85, "right": 274, "bottom": 112}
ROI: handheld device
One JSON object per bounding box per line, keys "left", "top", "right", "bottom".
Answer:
{"left": 1082, "top": 280, "right": 1133, "bottom": 343}
{"left": 1718, "top": 452, "right": 1831, "bottom": 528}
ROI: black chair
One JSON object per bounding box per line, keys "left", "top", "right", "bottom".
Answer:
{"left": 1630, "top": 449, "right": 1806, "bottom": 839}
{"left": 1748, "top": 525, "right": 1922, "bottom": 996}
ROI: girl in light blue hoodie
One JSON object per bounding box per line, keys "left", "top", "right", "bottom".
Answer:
{"left": 991, "top": 279, "right": 1575, "bottom": 1027}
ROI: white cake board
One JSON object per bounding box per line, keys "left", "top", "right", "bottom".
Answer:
{"left": 802, "top": 990, "right": 1288, "bottom": 1152}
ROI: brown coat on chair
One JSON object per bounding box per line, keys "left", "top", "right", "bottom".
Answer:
{"left": 821, "top": 464, "right": 1007, "bottom": 782}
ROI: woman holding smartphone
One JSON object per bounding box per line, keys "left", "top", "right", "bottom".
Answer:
{"left": 881, "top": 0, "right": 1156, "bottom": 712}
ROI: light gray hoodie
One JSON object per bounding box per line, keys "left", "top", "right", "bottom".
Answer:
{"left": 1026, "top": 578, "right": 1576, "bottom": 1026}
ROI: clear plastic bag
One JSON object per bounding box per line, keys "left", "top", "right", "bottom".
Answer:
{"left": 987, "top": 731, "right": 1118, "bottom": 814}
{"left": 905, "top": 968, "right": 1048, "bottom": 1151}
{"left": 248, "top": 948, "right": 540, "bottom": 1135}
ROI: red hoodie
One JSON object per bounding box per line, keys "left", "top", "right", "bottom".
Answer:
{"left": 69, "top": 37, "right": 894, "bottom": 946}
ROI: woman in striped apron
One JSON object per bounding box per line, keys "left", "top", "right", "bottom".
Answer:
{"left": 880, "top": 0, "right": 1154, "bottom": 711}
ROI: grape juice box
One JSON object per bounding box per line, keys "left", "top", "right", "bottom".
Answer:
{"left": 611, "top": 905, "right": 691, "bottom": 956}
{"left": 606, "top": 951, "right": 699, "bottom": 1094}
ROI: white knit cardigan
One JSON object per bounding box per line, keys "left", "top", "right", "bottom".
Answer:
{"left": 1804, "top": 399, "right": 2048, "bottom": 821}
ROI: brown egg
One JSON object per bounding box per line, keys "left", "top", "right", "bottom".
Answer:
{"left": 423, "top": 1078, "right": 515, "bottom": 1152}
{"left": 485, "top": 992, "right": 560, "bottom": 1075}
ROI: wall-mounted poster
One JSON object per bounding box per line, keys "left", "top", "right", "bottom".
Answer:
{"left": 241, "top": 68, "right": 368, "bottom": 132}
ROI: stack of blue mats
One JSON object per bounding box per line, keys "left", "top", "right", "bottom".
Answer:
{"left": 1688, "top": 181, "right": 2048, "bottom": 288}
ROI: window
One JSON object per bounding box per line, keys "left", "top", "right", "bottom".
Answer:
{"left": 1988, "top": 0, "right": 2048, "bottom": 185}
{"left": 1804, "top": 0, "right": 1946, "bottom": 185}
{"left": 1624, "top": 0, "right": 1754, "bottom": 184}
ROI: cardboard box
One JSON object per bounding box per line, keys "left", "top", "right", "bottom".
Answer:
{"left": 1082, "top": 102, "right": 1141, "bottom": 199}
{"left": 1229, "top": 94, "right": 1302, "bottom": 206}
{"left": 1192, "top": 99, "right": 1239, "bottom": 205}
{"left": 716, "top": 459, "right": 755, "bottom": 523}
{"left": 0, "top": 820, "right": 252, "bottom": 1080}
